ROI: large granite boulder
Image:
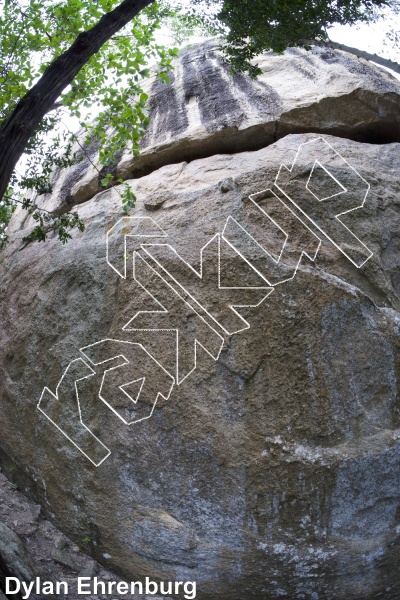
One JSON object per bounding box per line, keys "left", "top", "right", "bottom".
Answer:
{"left": 1, "top": 44, "right": 400, "bottom": 600}
{"left": 8, "top": 40, "right": 400, "bottom": 232}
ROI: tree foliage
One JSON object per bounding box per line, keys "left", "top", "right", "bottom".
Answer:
{"left": 0, "top": 0, "right": 179, "bottom": 245}
{"left": 217, "top": 0, "right": 391, "bottom": 74}
{"left": 0, "top": 0, "right": 397, "bottom": 246}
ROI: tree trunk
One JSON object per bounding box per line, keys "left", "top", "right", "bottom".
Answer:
{"left": 0, "top": 0, "right": 155, "bottom": 202}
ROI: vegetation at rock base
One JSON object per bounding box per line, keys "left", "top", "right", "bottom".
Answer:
{"left": 0, "top": 0, "right": 398, "bottom": 246}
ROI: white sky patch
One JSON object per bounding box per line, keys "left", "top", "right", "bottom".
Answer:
{"left": 328, "top": 6, "right": 400, "bottom": 81}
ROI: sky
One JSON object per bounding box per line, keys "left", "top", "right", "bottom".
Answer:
{"left": 329, "top": 10, "right": 400, "bottom": 73}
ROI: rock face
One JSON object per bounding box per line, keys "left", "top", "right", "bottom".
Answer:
{"left": 1, "top": 43, "right": 400, "bottom": 600}
{"left": 0, "top": 469, "right": 167, "bottom": 600}
{"left": 8, "top": 40, "right": 400, "bottom": 232}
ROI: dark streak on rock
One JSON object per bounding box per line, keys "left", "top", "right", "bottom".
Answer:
{"left": 141, "top": 71, "right": 188, "bottom": 148}
{"left": 181, "top": 47, "right": 243, "bottom": 133}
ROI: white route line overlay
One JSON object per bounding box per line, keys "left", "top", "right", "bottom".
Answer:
{"left": 274, "top": 136, "right": 373, "bottom": 268}
{"left": 80, "top": 339, "right": 175, "bottom": 425}
{"left": 141, "top": 233, "right": 274, "bottom": 336}
{"left": 306, "top": 160, "right": 346, "bottom": 202}
{"left": 37, "top": 358, "right": 111, "bottom": 467}
{"left": 124, "top": 252, "right": 225, "bottom": 385}
{"left": 38, "top": 138, "right": 374, "bottom": 466}
{"left": 222, "top": 189, "right": 321, "bottom": 287}
{"left": 106, "top": 216, "right": 168, "bottom": 279}
{"left": 120, "top": 377, "right": 145, "bottom": 405}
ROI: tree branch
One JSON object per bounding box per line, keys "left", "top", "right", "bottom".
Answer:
{"left": 0, "top": 0, "right": 155, "bottom": 202}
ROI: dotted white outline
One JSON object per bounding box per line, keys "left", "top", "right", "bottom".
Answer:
{"left": 80, "top": 338, "right": 175, "bottom": 425}
{"left": 120, "top": 377, "right": 145, "bottom": 404}
{"left": 222, "top": 189, "right": 321, "bottom": 287}
{"left": 274, "top": 136, "right": 373, "bottom": 268}
{"left": 306, "top": 160, "right": 347, "bottom": 202}
{"left": 37, "top": 358, "right": 111, "bottom": 467}
{"left": 106, "top": 216, "right": 168, "bottom": 279}
{"left": 141, "top": 233, "right": 274, "bottom": 335}
{"left": 123, "top": 252, "right": 225, "bottom": 385}
{"left": 39, "top": 137, "right": 375, "bottom": 465}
